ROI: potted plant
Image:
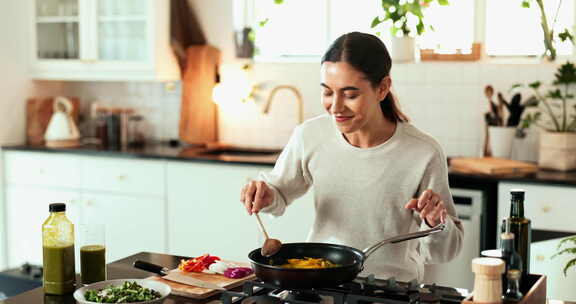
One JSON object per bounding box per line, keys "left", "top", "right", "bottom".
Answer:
{"left": 520, "top": 0, "right": 575, "bottom": 61}
{"left": 371, "top": 0, "right": 449, "bottom": 62}
{"left": 516, "top": 62, "right": 576, "bottom": 170}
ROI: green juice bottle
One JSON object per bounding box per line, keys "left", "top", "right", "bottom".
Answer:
{"left": 42, "top": 203, "right": 76, "bottom": 295}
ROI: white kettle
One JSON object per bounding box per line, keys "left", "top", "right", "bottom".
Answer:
{"left": 44, "top": 96, "right": 80, "bottom": 148}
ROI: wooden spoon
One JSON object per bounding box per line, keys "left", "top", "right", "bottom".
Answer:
{"left": 254, "top": 213, "right": 282, "bottom": 257}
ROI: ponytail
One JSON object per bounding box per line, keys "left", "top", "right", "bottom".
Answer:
{"left": 379, "top": 92, "right": 408, "bottom": 123}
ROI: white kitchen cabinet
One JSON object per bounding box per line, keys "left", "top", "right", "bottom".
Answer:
{"left": 79, "top": 192, "right": 165, "bottom": 263}
{"left": 29, "top": 0, "right": 179, "bottom": 81}
{"left": 498, "top": 182, "right": 576, "bottom": 301}
{"left": 4, "top": 151, "right": 81, "bottom": 189}
{"left": 166, "top": 162, "right": 315, "bottom": 262}
{"left": 498, "top": 182, "right": 576, "bottom": 234}
{"left": 531, "top": 238, "right": 576, "bottom": 301}
{"left": 4, "top": 185, "right": 81, "bottom": 268}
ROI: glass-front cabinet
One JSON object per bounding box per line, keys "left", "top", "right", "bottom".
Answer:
{"left": 30, "top": 0, "right": 179, "bottom": 81}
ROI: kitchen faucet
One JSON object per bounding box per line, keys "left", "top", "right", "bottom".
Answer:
{"left": 262, "top": 85, "right": 304, "bottom": 125}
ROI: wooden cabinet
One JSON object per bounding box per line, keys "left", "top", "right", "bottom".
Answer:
{"left": 166, "top": 162, "right": 315, "bottom": 262}
{"left": 28, "top": 0, "right": 179, "bottom": 81}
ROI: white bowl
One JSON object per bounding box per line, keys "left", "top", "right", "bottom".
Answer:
{"left": 73, "top": 279, "right": 171, "bottom": 304}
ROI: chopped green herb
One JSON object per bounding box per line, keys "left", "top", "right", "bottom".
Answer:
{"left": 84, "top": 281, "right": 161, "bottom": 303}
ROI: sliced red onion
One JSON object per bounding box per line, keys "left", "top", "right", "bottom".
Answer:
{"left": 223, "top": 267, "right": 254, "bottom": 279}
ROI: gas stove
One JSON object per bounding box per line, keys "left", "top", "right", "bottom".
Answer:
{"left": 221, "top": 275, "right": 468, "bottom": 304}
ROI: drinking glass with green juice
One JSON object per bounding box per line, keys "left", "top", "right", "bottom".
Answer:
{"left": 78, "top": 224, "right": 106, "bottom": 285}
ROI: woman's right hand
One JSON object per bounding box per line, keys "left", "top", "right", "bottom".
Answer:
{"left": 240, "top": 180, "right": 274, "bottom": 215}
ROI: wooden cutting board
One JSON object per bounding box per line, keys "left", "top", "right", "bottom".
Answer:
{"left": 26, "top": 97, "right": 80, "bottom": 146}
{"left": 450, "top": 157, "right": 538, "bottom": 175}
{"left": 147, "top": 261, "right": 255, "bottom": 299}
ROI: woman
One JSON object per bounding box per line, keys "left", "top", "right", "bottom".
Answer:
{"left": 240, "top": 32, "right": 463, "bottom": 281}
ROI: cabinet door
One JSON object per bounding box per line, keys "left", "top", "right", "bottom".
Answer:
{"left": 531, "top": 238, "right": 576, "bottom": 301}
{"left": 80, "top": 193, "right": 165, "bottom": 263}
{"left": 33, "top": 0, "right": 81, "bottom": 60}
{"left": 95, "top": 0, "right": 148, "bottom": 62}
{"left": 5, "top": 186, "right": 80, "bottom": 267}
{"left": 166, "top": 162, "right": 316, "bottom": 262}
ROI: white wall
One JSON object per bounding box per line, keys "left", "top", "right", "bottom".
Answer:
{"left": 0, "top": 0, "right": 32, "bottom": 270}
{"left": 49, "top": 1, "right": 560, "bottom": 156}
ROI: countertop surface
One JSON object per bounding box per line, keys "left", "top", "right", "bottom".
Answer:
{"left": 3, "top": 144, "right": 576, "bottom": 186}
{"left": 5, "top": 252, "right": 574, "bottom": 304}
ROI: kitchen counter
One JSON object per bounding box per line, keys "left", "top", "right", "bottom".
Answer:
{"left": 5, "top": 251, "right": 575, "bottom": 304}
{"left": 5, "top": 252, "right": 223, "bottom": 304}
{"left": 3, "top": 144, "right": 576, "bottom": 186}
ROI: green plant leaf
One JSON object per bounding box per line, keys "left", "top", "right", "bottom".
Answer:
{"left": 559, "top": 29, "right": 575, "bottom": 43}
{"left": 563, "top": 258, "right": 576, "bottom": 277}
{"left": 558, "top": 236, "right": 576, "bottom": 249}
{"left": 511, "top": 83, "right": 524, "bottom": 90}
{"left": 529, "top": 81, "right": 542, "bottom": 89}
{"left": 553, "top": 247, "right": 576, "bottom": 259}
{"left": 547, "top": 89, "right": 563, "bottom": 99}
{"left": 371, "top": 16, "right": 382, "bottom": 28}
{"left": 258, "top": 18, "right": 269, "bottom": 27}
{"left": 522, "top": 0, "right": 531, "bottom": 8}
{"left": 416, "top": 20, "right": 425, "bottom": 36}
{"left": 274, "top": 0, "right": 283, "bottom": 4}
{"left": 438, "top": 0, "right": 449, "bottom": 5}
{"left": 524, "top": 96, "right": 540, "bottom": 107}
{"left": 553, "top": 62, "right": 576, "bottom": 85}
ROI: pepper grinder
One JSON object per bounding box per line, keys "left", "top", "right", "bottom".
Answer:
{"left": 472, "top": 257, "right": 505, "bottom": 303}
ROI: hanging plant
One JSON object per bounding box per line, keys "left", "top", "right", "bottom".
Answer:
{"left": 370, "top": 0, "right": 449, "bottom": 37}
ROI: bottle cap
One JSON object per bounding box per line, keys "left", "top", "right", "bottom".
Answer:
{"left": 49, "top": 203, "right": 66, "bottom": 212}
{"left": 510, "top": 189, "right": 525, "bottom": 200}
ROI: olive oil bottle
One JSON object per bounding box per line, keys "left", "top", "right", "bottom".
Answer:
{"left": 42, "top": 203, "right": 76, "bottom": 294}
{"left": 507, "top": 189, "right": 531, "bottom": 274}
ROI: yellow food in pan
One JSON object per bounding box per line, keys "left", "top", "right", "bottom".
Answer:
{"left": 279, "top": 257, "right": 339, "bottom": 269}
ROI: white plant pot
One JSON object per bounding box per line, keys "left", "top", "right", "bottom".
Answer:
{"left": 488, "top": 126, "right": 516, "bottom": 159}
{"left": 390, "top": 36, "right": 416, "bottom": 63}
{"left": 538, "top": 131, "right": 576, "bottom": 171}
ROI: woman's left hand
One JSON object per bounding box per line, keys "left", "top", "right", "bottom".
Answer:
{"left": 404, "top": 189, "right": 447, "bottom": 227}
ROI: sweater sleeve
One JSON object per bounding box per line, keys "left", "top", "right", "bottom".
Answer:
{"left": 415, "top": 147, "right": 464, "bottom": 264}
{"left": 258, "top": 126, "right": 312, "bottom": 217}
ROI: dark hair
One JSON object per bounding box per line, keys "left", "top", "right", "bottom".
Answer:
{"left": 321, "top": 32, "right": 408, "bottom": 123}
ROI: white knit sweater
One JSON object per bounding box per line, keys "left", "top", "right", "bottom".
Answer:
{"left": 259, "top": 114, "right": 464, "bottom": 281}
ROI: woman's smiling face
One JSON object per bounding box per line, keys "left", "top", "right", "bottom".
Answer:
{"left": 321, "top": 61, "right": 389, "bottom": 134}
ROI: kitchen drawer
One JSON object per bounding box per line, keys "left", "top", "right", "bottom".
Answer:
{"left": 3, "top": 151, "right": 81, "bottom": 188}
{"left": 498, "top": 182, "right": 576, "bottom": 233}
{"left": 80, "top": 157, "right": 164, "bottom": 196}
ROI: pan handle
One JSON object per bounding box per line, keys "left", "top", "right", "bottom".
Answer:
{"left": 362, "top": 223, "right": 445, "bottom": 259}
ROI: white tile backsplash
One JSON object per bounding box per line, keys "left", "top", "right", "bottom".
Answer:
{"left": 42, "top": 61, "right": 562, "bottom": 160}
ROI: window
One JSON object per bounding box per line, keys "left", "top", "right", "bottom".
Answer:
{"left": 485, "top": 0, "right": 574, "bottom": 56}
{"left": 418, "top": 0, "right": 475, "bottom": 53}
{"left": 253, "top": 0, "right": 328, "bottom": 58}
{"left": 248, "top": 0, "right": 576, "bottom": 61}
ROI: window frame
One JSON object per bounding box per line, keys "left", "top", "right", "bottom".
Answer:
{"left": 246, "top": 0, "right": 576, "bottom": 63}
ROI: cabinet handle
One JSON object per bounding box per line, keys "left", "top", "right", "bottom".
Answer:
{"left": 117, "top": 175, "right": 127, "bottom": 181}
{"left": 537, "top": 255, "right": 545, "bottom": 262}
{"left": 85, "top": 200, "right": 93, "bottom": 207}
{"left": 541, "top": 205, "right": 551, "bottom": 213}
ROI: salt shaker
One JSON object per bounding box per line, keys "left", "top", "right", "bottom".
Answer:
{"left": 472, "top": 257, "right": 505, "bottom": 303}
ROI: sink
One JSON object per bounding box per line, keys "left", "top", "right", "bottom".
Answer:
{"left": 199, "top": 147, "right": 282, "bottom": 157}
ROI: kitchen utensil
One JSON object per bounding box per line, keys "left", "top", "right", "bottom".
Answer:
{"left": 134, "top": 259, "right": 255, "bottom": 299}
{"left": 44, "top": 96, "right": 80, "bottom": 148}
{"left": 180, "top": 45, "right": 220, "bottom": 145}
{"left": 254, "top": 213, "right": 282, "bottom": 257}
{"left": 248, "top": 223, "right": 445, "bottom": 289}
{"left": 450, "top": 157, "right": 537, "bottom": 175}
{"left": 26, "top": 97, "right": 80, "bottom": 146}
{"left": 470, "top": 258, "right": 504, "bottom": 303}
{"left": 484, "top": 85, "right": 501, "bottom": 126}
{"left": 73, "top": 279, "right": 170, "bottom": 304}
{"left": 133, "top": 260, "right": 225, "bottom": 290}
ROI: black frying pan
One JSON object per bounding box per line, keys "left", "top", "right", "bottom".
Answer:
{"left": 248, "top": 223, "right": 445, "bottom": 289}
